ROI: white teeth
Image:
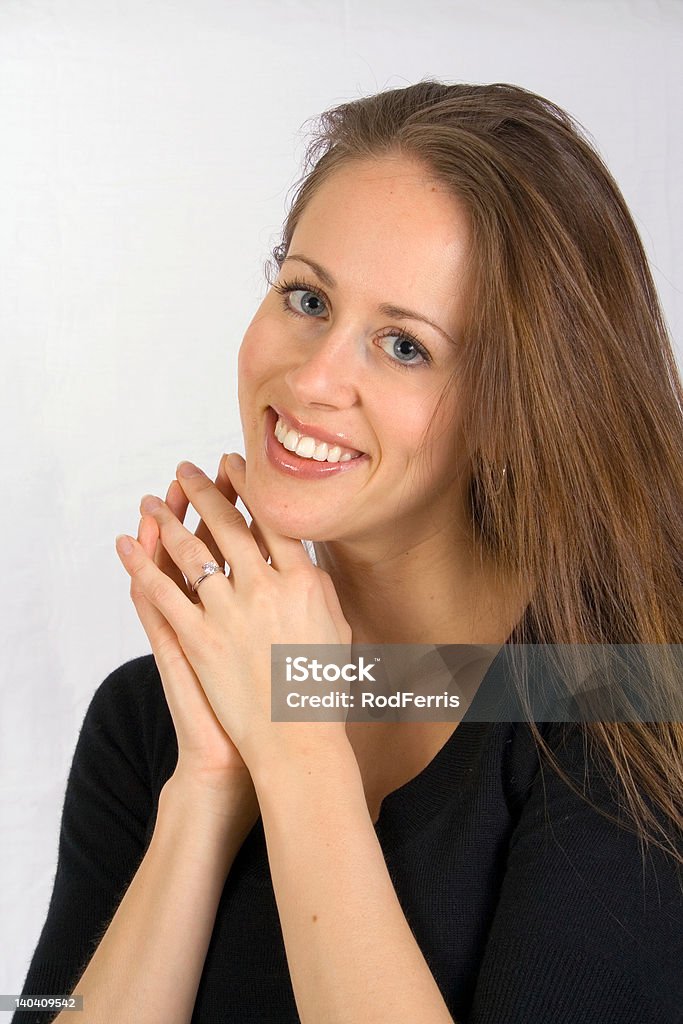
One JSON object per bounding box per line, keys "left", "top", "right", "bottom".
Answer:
{"left": 283, "top": 428, "right": 300, "bottom": 452}
{"left": 295, "top": 435, "right": 316, "bottom": 458}
{"left": 273, "top": 416, "right": 361, "bottom": 464}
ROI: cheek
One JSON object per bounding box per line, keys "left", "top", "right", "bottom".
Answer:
{"left": 237, "top": 326, "right": 273, "bottom": 435}
{"left": 398, "top": 389, "right": 459, "bottom": 455}
{"left": 405, "top": 392, "right": 463, "bottom": 480}
{"left": 238, "top": 316, "right": 291, "bottom": 387}
{"left": 237, "top": 328, "right": 264, "bottom": 387}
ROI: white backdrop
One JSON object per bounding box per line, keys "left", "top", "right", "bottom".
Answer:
{"left": 2, "top": 0, "right": 681, "bottom": 993}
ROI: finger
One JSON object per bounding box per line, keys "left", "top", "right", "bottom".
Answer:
{"left": 211, "top": 462, "right": 271, "bottom": 564}
{"left": 154, "top": 480, "right": 198, "bottom": 600}
{"left": 138, "top": 512, "right": 159, "bottom": 560}
{"left": 131, "top": 517, "right": 212, "bottom": 719}
{"left": 138, "top": 496, "right": 231, "bottom": 612}
{"left": 249, "top": 517, "right": 271, "bottom": 563}
{"left": 173, "top": 458, "right": 266, "bottom": 580}
{"left": 224, "top": 454, "right": 311, "bottom": 573}
{"left": 132, "top": 515, "right": 191, "bottom": 642}
{"left": 155, "top": 473, "right": 231, "bottom": 599}
{"left": 116, "top": 532, "right": 203, "bottom": 646}
{"left": 195, "top": 456, "right": 237, "bottom": 577}
{"left": 163, "top": 475, "right": 230, "bottom": 597}
{"left": 216, "top": 459, "right": 269, "bottom": 563}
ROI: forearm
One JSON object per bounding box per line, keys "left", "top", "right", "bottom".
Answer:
{"left": 253, "top": 742, "right": 456, "bottom": 1024}
{"left": 54, "top": 774, "right": 256, "bottom": 1024}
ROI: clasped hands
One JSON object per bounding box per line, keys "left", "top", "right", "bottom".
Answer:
{"left": 115, "top": 453, "right": 352, "bottom": 787}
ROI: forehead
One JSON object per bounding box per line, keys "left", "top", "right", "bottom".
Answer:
{"left": 289, "top": 157, "right": 471, "bottom": 294}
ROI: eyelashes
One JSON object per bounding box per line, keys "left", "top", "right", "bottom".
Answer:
{"left": 271, "top": 277, "right": 433, "bottom": 370}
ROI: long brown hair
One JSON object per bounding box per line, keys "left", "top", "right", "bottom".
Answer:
{"left": 265, "top": 81, "right": 683, "bottom": 866}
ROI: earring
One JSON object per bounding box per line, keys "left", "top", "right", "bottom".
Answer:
{"left": 491, "top": 461, "right": 509, "bottom": 495}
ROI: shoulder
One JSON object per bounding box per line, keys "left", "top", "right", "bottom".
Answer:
{"left": 512, "top": 725, "right": 681, "bottom": 968}
{"left": 510, "top": 720, "right": 681, "bottom": 867}
{"left": 471, "top": 721, "right": 683, "bottom": 1021}
{"left": 87, "top": 653, "right": 165, "bottom": 716}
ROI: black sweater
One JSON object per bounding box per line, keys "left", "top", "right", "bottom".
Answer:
{"left": 12, "top": 649, "right": 683, "bottom": 1023}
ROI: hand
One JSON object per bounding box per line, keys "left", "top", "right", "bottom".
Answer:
{"left": 130, "top": 456, "right": 258, "bottom": 798}
{"left": 149, "top": 455, "right": 271, "bottom": 604}
{"left": 117, "top": 454, "right": 352, "bottom": 780}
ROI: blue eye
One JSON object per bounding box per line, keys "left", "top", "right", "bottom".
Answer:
{"left": 272, "top": 277, "right": 433, "bottom": 370}
{"left": 376, "top": 332, "right": 429, "bottom": 367}
{"left": 278, "top": 285, "right": 327, "bottom": 318}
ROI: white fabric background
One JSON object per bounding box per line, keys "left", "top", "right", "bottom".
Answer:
{"left": 1, "top": 0, "right": 681, "bottom": 992}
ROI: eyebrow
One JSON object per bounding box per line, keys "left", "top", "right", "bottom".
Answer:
{"left": 281, "top": 253, "right": 458, "bottom": 346}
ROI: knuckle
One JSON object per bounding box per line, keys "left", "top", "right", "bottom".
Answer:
{"left": 288, "top": 565, "right": 319, "bottom": 592}
{"left": 148, "top": 579, "right": 169, "bottom": 606}
{"left": 176, "top": 534, "right": 205, "bottom": 564}
{"left": 249, "top": 585, "right": 275, "bottom": 616}
{"left": 191, "top": 474, "right": 212, "bottom": 491}
{"left": 215, "top": 505, "right": 243, "bottom": 530}
{"left": 128, "top": 556, "right": 144, "bottom": 576}
{"left": 155, "top": 632, "right": 185, "bottom": 664}
{"left": 128, "top": 571, "right": 147, "bottom": 600}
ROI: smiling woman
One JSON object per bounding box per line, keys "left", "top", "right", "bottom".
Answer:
{"left": 12, "top": 81, "right": 683, "bottom": 1024}
{"left": 236, "top": 155, "right": 479, "bottom": 568}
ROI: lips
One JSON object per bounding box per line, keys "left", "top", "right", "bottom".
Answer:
{"left": 269, "top": 405, "right": 365, "bottom": 456}
{"left": 263, "top": 406, "right": 370, "bottom": 479}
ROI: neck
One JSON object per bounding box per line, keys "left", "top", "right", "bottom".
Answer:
{"left": 312, "top": 528, "right": 530, "bottom": 647}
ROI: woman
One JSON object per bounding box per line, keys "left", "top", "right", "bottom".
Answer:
{"left": 14, "top": 81, "right": 682, "bottom": 1024}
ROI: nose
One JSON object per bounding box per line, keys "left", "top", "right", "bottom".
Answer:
{"left": 284, "top": 325, "right": 365, "bottom": 410}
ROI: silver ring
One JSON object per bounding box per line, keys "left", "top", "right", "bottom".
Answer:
{"left": 191, "top": 561, "right": 226, "bottom": 592}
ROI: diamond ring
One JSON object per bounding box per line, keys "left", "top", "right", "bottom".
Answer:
{"left": 190, "top": 561, "right": 226, "bottom": 593}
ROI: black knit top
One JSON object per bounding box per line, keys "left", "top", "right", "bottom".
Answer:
{"left": 12, "top": 647, "right": 683, "bottom": 1023}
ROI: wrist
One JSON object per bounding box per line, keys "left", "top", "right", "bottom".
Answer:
{"left": 156, "top": 774, "right": 259, "bottom": 880}
{"left": 171, "top": 758, "right": 256, "bottom": 798}
{"left": 250, "top": 727, "right": 358, "bottom": 801}
{"left": 161, "top": 768, "right": 260, "bottom": 838}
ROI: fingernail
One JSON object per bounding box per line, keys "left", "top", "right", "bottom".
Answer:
{"left": 116, "top": 534, "right": 134, "bottom": 555}
{"left": 177, "top": 460, "right": 204, "bottom": 478}
{"left": 226, "top": 453, "right": 243, "bottom": 471}
{"left": 141, "top": 494, "right": 162, "bottom": 512}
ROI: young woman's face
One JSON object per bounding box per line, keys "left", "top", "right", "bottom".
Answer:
{"left": 237, "top": 155, "right": 472, "bottom": 548}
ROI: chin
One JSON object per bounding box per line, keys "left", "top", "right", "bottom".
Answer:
{"left": 242, "top": 491, "right": 318, "bottom": 537}
{"left": 242, "top": 462, "right": 365, "bottom": 545}
{"left": 271, "top": 516, "right": 342, "bottom": 546}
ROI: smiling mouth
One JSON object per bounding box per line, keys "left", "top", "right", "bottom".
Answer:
{"left": 264, "top": 407, "right": 369, "bottom": 477}
{"left": 271, "top": 410, "right": 363, "bottom": 463}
